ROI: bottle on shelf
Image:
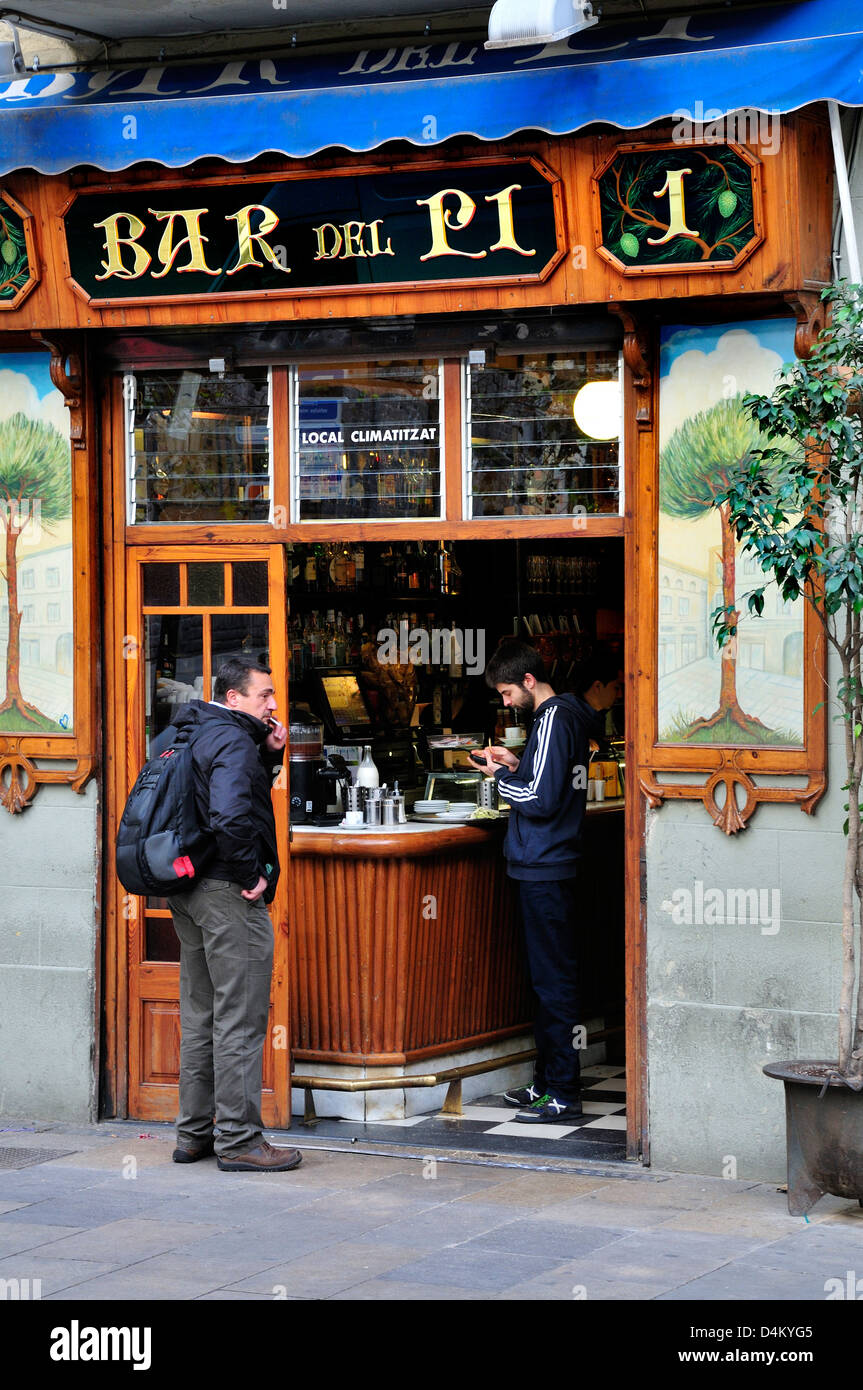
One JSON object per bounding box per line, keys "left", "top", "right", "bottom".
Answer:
{"left": 333, "top": 613, "right": 347, "bottom": 666}
{"left": 448, "top": 545, "right": 462, "bottom": 596}
{"left": 347, "top": 616, "right": 362, "bottom": 665}
{"left": 438, "top": 541, "right": 452, "bottom": 595}
{"left": 155, "top": 623, "right": 176, "bottom": 680}
{"left": 324, "top": 609, "right": 337, "bottom": 665}
{"left": 305, "top": 613, "right": 321, "bottom": 667}
{"left": 303, "top": 545, "right": 318, "bottom": 592}
{"left": 407, "top": 543, "right": 421, "bottom": 591}
{"left": 356, "top": 745, "right": 380, "bottom": 788}
{"left": 314, "top": 543, "right": 328, "bottom": 590}
{"left": 395, "top": 548, "right": 408, "bottom": 590}
{"left": 448, "top": 620, "right": 463, "bottom": 679}
{"left": 353, "top": 544, "right": 365, "bottom": 587}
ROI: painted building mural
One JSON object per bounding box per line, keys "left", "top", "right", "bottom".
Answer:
{"left": 0, "top": 352, "right": 73, "bottom": 733}
{"left": 658, "top": 319, "right": 804, "bottom": 746}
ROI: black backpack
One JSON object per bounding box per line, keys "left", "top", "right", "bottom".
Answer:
{"left": 116, "top": 728, "right": 215, "bottom": 897}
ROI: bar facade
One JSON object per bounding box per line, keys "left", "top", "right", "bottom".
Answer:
{"left": 0, "top": 49, "right": 849, "bottom": 1174}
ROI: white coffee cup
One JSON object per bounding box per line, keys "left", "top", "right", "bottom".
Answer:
{"left": 593, "top": 780, "right": 606, "bottom": 803}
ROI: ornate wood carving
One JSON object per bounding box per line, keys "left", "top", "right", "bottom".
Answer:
{"left": 0, "top": 742, "right": 94, "bottom": 814}
{"left": 30, "top": 333, "right": 85, "bottom": 449}
{"left": 783, "top": 291, "right": 827, "bottom": 360}
{"left": 609, "top": 302, "right": 652, "bottom": 424}
{"left": 640, "top": 761, "right": 827, "bottom": 835}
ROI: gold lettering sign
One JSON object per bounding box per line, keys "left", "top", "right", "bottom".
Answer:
{"left": 647, "top": 169, "right": 699, "bottom": 246}
{"left": 225, "top": 204, "right": 291, "bottom": 276}
{"left": 70, "top": 159, "right": 561, "bottom": 301}
{"left": 147, "top": 208, "right": 219, "bottom": 278}
{"left": 93, "top": 212, "right": 152, "bottom": 281}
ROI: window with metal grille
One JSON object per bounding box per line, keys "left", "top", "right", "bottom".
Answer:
{"left": 466, "top": 349, "right": 622, "bottom": 519}
{"left": 292, "top": 360, "right": 442, "bottom": 521}
{"left": 125, "top": 368, "right": 272, "bottom": 524}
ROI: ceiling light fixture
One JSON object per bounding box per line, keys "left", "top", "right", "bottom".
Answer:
{"left": 486, "top": 0, "right": 598, "bottom": 50}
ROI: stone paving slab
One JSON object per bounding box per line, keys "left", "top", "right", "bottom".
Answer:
{"left": 1, "top": 1119, "right": 862, "bottom": 1302}
{"left": 537, "top": 1196, "right": 692, "bottom": 1230}
{"left": 461, "top": 1218, "right": 629, "bottom": 1260}
{"left": 327, "top": 1279, "right": 489, "bottom": 1300}
{"left": 351, "top": 1200, "right": 521, "bottom": 1249}
{"left": 30, "top": 1217, "right": 224, "bottom": 1265}
{"left": 225, "top": 1240, "right": 428, "bottom": 1298}
{"left": 0, "top": 1222, "right": 88, "bottom": 1259}
{"left": 372, "top": 1243, "right": 567, "bottom": 1292}
{"left": 0, "top": 1255, "right": 118, "bottom": 1296}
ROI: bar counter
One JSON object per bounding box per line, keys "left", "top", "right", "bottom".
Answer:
{"left": 288, "top": 803, "right": 624, "bottom": 1118}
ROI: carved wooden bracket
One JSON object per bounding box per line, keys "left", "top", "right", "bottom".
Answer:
{"left": 640, "top": 757, "right": 827, "bottom": 834}
{"left": 30, "top": 332, "right": 85, "bottom": 449}
{"left": 1, "top": 743, "right": 94, "bottom": 815}
{"left": 783, "top": 291, "right": 827, "bottom": 361}
{"left": 609, "top": 303, "right": 652, "bottom": 424}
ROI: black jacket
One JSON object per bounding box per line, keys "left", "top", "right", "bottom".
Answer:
{"left": 494, "top": 693, "right": 605, "bottom": 881}
{"left": 154, "top": 701, "right": 283, "bottom": 903}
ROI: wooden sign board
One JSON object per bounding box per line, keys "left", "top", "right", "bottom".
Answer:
{"left": 62, "top": 157, "right": 563, "bottom": 307}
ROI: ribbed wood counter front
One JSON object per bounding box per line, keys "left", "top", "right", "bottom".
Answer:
{"left": 288, "top": 822, "right": 532, "bottom": 1067}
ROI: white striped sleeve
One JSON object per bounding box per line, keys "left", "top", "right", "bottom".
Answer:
{"left": 497, "top": 706, "right": 558, "bottom": 807}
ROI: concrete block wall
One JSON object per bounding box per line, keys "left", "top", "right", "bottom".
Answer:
{"left": 0, "top": 778, "right": 100, "bottom": 1121}
{"left": 645, "top": 672, "right": 848, "bottom": 1181}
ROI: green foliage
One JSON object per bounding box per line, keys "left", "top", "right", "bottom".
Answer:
{"left": 0, "top": 207, "right": 30, "bottom": 299}
{"left": 711, "top": 283, "right": 863, "bottom": 639}
{"left": 660, "top": 396, "right": 783, "bottom": 520}
{"left": 0, "top": 412, "right": 71, "bottom": 525}
{"left": 660, "top": 708, "right": 800, "bottom": 746}
{"left": 0, "top": 706, "right": 64, "bottom": 733}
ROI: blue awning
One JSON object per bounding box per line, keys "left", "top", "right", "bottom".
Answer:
{"left": 0, "top": 0, "right": 861, "bottom": 175}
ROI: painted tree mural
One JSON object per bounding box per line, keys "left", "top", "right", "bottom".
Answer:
{"left": 659, "top": 395, "right": 791, "bottom": 740}
{"left": 0, "top": 411, "right": 71, "bottom": 729}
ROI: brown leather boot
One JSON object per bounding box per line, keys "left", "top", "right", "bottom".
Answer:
{"left": 172, "top": 1138, "right": 215, "bottom": 1163}
{"left": 217, "top": 1140, "right": 303, "bottom": 1172}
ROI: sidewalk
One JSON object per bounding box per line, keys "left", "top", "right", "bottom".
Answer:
{"left": 0, "top": 1118, "right": 861, "bottom": 1301}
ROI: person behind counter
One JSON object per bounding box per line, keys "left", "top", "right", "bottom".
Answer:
{"left": 473, "top": 641, "right": 623, "bottom": 1124}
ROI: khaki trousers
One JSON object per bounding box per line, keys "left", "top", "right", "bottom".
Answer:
{"left": 170, "top": 878, "right": 274, "bottom": 1157}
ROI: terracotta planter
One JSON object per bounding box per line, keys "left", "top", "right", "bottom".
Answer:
{"left": 764, "top": 1060, "right": 863, "bottom": 1215}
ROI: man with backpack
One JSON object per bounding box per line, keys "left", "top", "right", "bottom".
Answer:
{"left": 154, "top": 656, "right": 302, "bottom": 1173}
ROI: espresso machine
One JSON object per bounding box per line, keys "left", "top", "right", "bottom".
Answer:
{"left": 288, "top": 709, "right": 352, "bottom": 824}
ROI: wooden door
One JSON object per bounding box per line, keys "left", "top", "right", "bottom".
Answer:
{"left": 123, "top": 544, "right": 291, "bottom": 1125}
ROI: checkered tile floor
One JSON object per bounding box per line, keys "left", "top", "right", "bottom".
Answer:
{"left": 301, "top": 1066, "right": 627, "bottom": 1162}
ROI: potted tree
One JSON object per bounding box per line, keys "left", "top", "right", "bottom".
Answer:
{"left": 710, "top": 281, "right": 863, "bottom": 1214}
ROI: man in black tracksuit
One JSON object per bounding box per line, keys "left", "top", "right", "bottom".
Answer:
{"left": 475, "top": 640, "right": 623, "bottom": 1124}
{"left": 153, "top": 656, "right": 302, "bottom": 1173}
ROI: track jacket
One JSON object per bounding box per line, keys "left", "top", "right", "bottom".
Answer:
{"left": 494, "top": 693, "right": 604, "bottom": 881}
{"left": 153, "top": 701, "right": 283, "bottom": 903}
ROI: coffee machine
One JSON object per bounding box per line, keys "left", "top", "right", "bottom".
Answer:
{"left": 288, "top": 709, "right": 352, "bottom": 824}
